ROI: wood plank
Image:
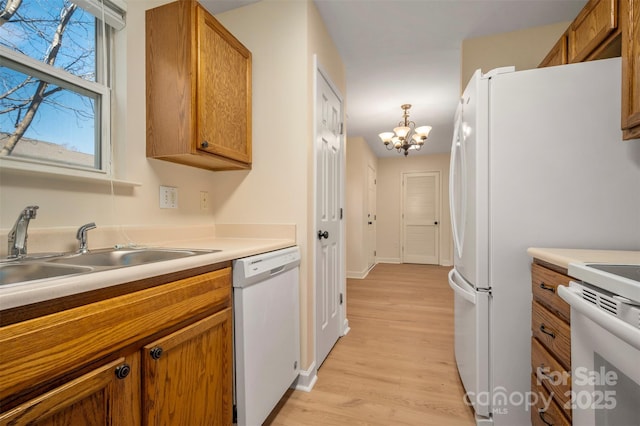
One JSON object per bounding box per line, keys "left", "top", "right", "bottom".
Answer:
{"left": 265, "top": 264, "right": 475, "bottom": 426}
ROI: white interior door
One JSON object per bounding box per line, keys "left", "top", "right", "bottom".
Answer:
{"left": 366, "top": 164, "right": 376, "bottom": 270}
{"left": 315, "top": 68, "right": 342, "bottom": 368}
{"left": 401, "top": 171, "right": 440, "bottom": 265}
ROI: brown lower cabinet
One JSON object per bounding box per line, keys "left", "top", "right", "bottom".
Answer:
{"left": 143, "top": 309, "right": 233, "bottom": 425}
{"left": 531, "top": 261, "right": 573, "bottom": 425}
{"left": 0, "top": 267, "right": 233, "bottom": 426}
{"left": 0, "top": 355, "right": 140, "bottom": 426}
{"left": 531, "top": 375, "right": 572, "bottom": 426}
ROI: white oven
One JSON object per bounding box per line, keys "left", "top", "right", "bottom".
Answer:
{"left": 558, "top": 263, "right": 640, "bottom": 426}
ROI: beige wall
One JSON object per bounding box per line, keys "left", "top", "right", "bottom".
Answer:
{"left": 212, "top": 0, "right": 345, "bottom": 371}
{"left": 460, "top": 21, "right": 569, "bottom": 90}
{"left": 0, "top": 0, "right": 218, "bottom": 234}
{"left": 376, "top": 153, "right": 452, "bottom": 266}
{"left": 0, "top": 0, "right": 344, "bottom": 372}
{"left": 346, "top": 136, "right": 377, "bottom": 277}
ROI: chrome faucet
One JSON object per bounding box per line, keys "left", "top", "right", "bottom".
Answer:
{"left": 76, "top": 222, "right": 96, "bottom": 254}
{"left": 7, "top": 205, "right": 39, "bottom": 258}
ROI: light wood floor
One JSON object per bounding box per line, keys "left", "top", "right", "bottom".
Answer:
{"left": 265, "top": 263, "right": 475, "bottom": 426}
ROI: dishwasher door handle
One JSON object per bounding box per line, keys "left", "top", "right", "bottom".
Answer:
{"left": 270, "top": 265, "right": 285, "bottom": 275}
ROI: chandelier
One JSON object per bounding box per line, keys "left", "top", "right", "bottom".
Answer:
{"left": 378, "top": 104, "right": 432, "bottom": 156}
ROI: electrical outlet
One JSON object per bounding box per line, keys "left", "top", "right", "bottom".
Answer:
{"left": 160, "top": 185, "right": 178, "bottom": 209}
{"left": 200, "top": 191, "right": 209, "bottom": 211}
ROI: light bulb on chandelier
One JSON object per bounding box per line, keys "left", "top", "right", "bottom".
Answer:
{"left": 378, "top": 104, "right": 432, "bottom": 156}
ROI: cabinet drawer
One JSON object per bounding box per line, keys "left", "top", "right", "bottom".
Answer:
{"left": 531, "top": 375, "right": 571, "bottom": 426}
{"left": 531, "top": 263, "right": 571, "bottom": 323}
{"left": 532, "top": 337, "right": 572, "bottom": 420}
{"left": 569, "top": 0, "right": 619, "bottom": 62}
{"left": 532, "top": 301, "right": 571, "bottom": 370}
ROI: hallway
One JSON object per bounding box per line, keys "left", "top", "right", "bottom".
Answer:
{"left": 266, "top": 263, "right": 475, "bottom": 425}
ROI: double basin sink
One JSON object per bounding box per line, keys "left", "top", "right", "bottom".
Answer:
{"left": 0, "top": 248, "right": 220, "bottom": 286}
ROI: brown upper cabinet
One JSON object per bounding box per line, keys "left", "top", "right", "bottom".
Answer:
{"left": 539, "top": 0, "right": 639, "bottom": 140}
{"left": 146, "top": 1, "right": 252, "bottom": 171}
{"left": 622, "top": 0, "right": 640, "bottom": 139}
{"left": 539, "top": 33, "right": 568, "bottom": 67}
{"left": 568, "top": 0, "right": 620, "bottom": 63}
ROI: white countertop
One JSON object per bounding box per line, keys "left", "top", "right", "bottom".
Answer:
{"left": 0, "top": 236, "right": 295, "bottom": 310}
{"left": 527, "top": 247, "right": 640, "bottom": 270}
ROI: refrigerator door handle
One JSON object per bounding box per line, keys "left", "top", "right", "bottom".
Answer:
{"left": 448, "top": 269, "right": 476, "bottom": 304}
{"left": 449, "top": 101, "right": 467, "bottom": 259}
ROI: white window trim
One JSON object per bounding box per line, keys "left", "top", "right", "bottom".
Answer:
{"left": 71, "top": 0, "right": 126, "bottom": 30}
{"left": 0, "top": 40, "right": 112, "bottom": 179}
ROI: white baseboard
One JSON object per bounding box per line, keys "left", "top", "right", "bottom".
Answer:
{"left": 342, "top": 318, "right": 350, "bottom": 336}
{"left": 293, "top": 361, "right": 317, "bottom": 392}
{"left": 346, "top": 262, "right": 376, "bottom": 279}
{"left": 346, "top": 270, "right": 367, "bottom": 279}
{"left": 440, "top": 259, "right": 453, "bottom": 267}
{"left": 376, "top": 257, "right": 401, "bottom": 264}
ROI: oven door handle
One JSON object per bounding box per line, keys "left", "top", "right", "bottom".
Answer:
{"left": 558, "top": 285, "right": 640, "bottom": 350}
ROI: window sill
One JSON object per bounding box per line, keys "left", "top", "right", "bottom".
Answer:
{"left": 0, "top": 159, "right": 141, "bottom": 187}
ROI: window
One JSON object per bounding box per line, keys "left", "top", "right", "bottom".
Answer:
{"left": 0, "top": 0, "right": 125, "bottom": 176}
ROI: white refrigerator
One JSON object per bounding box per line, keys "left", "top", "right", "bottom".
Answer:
{"left": 448, "top": 57, "right": 640, "bottom": 425}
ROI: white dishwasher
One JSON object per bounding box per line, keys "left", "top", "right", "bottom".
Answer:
{"left": 232, "top": 246, "right": 300, "bottom": 426}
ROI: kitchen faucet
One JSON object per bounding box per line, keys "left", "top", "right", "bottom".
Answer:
{"left": 76, "top": 222, "right": 96, "bottom": 254}
{"left": 7, "top": 205, "right": 39, "bottom": 259}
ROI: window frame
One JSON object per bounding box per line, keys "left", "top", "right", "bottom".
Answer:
{"left": 0, "top": 2, "right": 115, "bottom": 180}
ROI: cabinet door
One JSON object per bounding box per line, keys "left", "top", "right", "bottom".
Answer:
{"left": 539, "top": 34, "right": 568, "bottom": 67}
{"left": 569, "top": 0, "right": 619, "bottom": 63}
{"left": 0, "top": 356, "right": 137, "bottom": 426}
{"left": 142, "top": 308, "right": 233, "bottom": 426}
{"left": 196, "top": 4, "right": 252, "bottom": 164}
{"left": 622, "top": 0, "right": 640, "bottom": 139}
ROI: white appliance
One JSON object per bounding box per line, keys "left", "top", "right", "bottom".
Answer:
{"left": 558, "top": 263, "right": 640, "bottom": 426}
{"left": 232, "top": 247, "right": 301, "bottom": 426}
{"left": 448, "top": 58, "right": 640, "bottom": 425}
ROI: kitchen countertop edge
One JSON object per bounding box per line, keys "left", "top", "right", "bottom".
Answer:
{"left": 527, "top": 247, "right": 640, "bottom": 271}
{"left": 0, "top": 237, "right": 295, "bottom": 311}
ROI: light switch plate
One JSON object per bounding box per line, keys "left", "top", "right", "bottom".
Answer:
{"left": 160, "top": 186, "right": 178, "bottom": 209}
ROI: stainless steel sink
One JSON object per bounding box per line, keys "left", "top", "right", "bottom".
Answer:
{"left": 0, "top": 248, "right": 221, "bottom": 286}
{"left": 48, "top": 248, "right": 220, "bottom": 267}
{"left": 0, "top": 263, "right": 92, "bottom": 286}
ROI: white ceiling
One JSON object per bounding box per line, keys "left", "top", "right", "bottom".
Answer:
{"left": 203, "top": 0, "right": 588, "bottom": 157}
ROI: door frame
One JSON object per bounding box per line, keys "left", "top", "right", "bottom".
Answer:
{"left": 312, "top": 56, "right": 347, "bottom": 376}
{"left": 399, "top": 170, "right": 441, "bottom": 265}
{"left": 366, "top": 163, "right": 376, "bottom": 271}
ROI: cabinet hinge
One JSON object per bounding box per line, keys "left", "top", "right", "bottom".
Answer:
{"left": 374, "top": 250, "right": 377, "bottom": 256}
{"left": 340, "top": 122, "right": 344, "bottom": 135}
{"left": 340, "top": 208, "right": 343, "bottom": 219}
{"left": 340, "top": 293, "right": 343, "bottom": 305}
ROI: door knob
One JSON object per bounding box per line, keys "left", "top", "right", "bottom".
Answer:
{"left": 317, "top": 230, "right": 329, "bottom": 240}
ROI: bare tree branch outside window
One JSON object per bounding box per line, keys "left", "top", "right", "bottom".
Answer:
{"left": 0, "top": 0, "right": 99, "bottom": 167}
